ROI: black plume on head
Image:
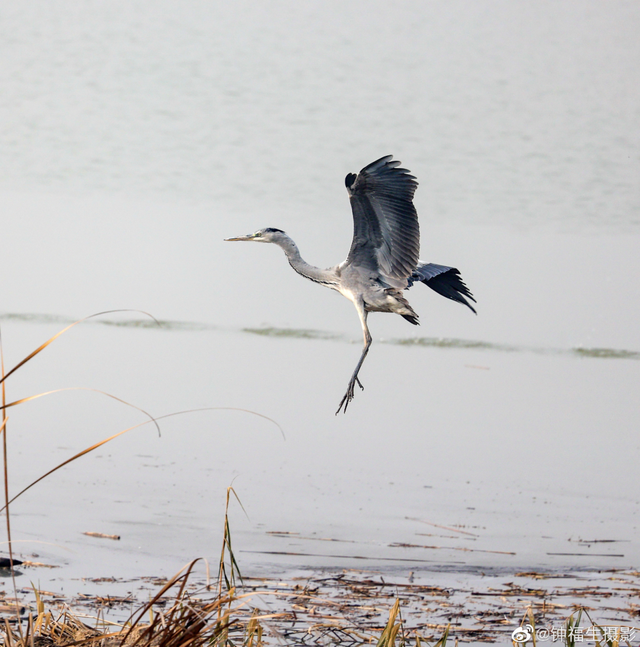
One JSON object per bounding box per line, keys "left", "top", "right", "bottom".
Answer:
{"left": 264, "top": 227, "right": 284, "bottom": 234}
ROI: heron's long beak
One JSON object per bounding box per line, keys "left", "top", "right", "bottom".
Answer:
{"left": 224, "top": 234, "right": 255, "bottom": 242}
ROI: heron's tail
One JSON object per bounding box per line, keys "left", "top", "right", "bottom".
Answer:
{"left": 408, "top": 263, "right": 477, "bottom": 314}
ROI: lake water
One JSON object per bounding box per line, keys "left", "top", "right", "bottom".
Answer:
{"left": 1, "top": 0, "right": 639, "bottom": 614}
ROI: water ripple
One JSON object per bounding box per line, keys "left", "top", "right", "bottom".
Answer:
{"left": 2, "top": 314, "right": 638, "bottom": 361}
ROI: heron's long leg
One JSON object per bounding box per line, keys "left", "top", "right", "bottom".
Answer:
{"left": 336, "top": 302, "right": 372, "bottom": 415}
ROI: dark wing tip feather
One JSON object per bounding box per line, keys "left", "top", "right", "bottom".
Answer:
{"left": 361, "top": 154, "right": 395, "bottom": 172}
{"left": 346, "top": 155, "right": 418, "bottom": 197}
{"left": 427, "top": 269, "right": 477, "bottom": 314}
{"left": 410, "top": 264, "right": 477, "bottom": 314}
{"left": 359, "top": 155, "right": 417, "bottom": 190}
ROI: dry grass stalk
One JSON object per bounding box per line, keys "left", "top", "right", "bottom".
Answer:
{"left": 2, "top": 562, "right": 255, "bottom": 647}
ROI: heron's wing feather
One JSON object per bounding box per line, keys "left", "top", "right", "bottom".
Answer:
{"left": 407, "top": 262, "right": 453, "bottom": 285}
{"left": 345, "top": 156, "right": 420, "bottom": 284}
{"left": 408, "top": 262, "right": 477, "bottom": 313}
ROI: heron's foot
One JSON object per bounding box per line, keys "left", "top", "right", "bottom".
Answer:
{"left": 335, "top": 376, "right": 365, "bottom": 415}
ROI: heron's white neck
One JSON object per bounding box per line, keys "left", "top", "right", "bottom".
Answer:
{"left": 273, "top": 235, "right": 337, "bottom": 287}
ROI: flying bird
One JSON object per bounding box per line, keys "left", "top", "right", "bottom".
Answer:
{"left": 225, "top": 155, "right": 476, "bottom": 414}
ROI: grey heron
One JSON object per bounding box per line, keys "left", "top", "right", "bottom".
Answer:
{"left": 225, "top": 155, "right": 476, "bottom": 414}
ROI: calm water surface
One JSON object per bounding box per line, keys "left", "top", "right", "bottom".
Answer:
{"left": 0, "top": 1, "right": 639, "bottom": 597}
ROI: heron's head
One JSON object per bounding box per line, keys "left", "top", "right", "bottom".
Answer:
{"left": 224, "top": 227, "right": 287, "bottom": 244}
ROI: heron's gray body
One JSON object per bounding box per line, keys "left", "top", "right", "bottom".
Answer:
{"left": 225, "top": 155, "right": 475, "bottom": 413}
{"left": 335, "top": 265, "right": 418, "bottom": 318}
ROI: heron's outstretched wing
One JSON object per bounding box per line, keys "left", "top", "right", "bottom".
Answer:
{"left": 344, "top": 155, "right": 419, "bottom": 287}
{"left": 408, "top": 262, "right": 477, "bottom": 314}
